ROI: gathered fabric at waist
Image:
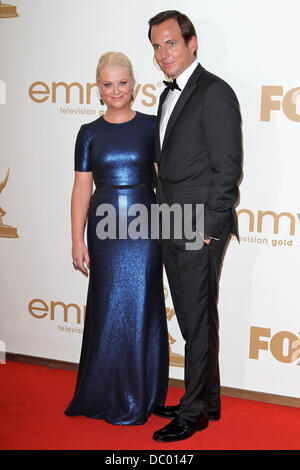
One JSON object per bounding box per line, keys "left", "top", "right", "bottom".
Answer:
{"left": 95, "top": 182, "right": 152, "bottom": 190}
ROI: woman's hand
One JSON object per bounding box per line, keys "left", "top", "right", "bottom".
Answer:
{"left": 72, "top": 240, "right": 90, "bottom": 276}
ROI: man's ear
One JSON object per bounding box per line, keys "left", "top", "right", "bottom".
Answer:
{"left": 189, "top": 35, "right": 197, "bottom": 56}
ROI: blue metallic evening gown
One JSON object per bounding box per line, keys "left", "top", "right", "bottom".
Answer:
{"left": 65, "top": 112, "right": 169, "bottom": 425}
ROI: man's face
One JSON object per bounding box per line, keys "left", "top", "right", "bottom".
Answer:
{"left": 151, "top": 18, "right": 197, "bottom": 79}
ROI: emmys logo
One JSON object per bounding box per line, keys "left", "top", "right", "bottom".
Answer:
{"left": 0, "top": 168, "right": 19, "bottom": 238}
{"left": 28, "top": 293, "right": 182, "bottom": 363}
{"left": 260, "top": 86, "right": 300, "bottom": 122}
{"left": 0, "top": 1, "right": 18, "bottom": 18}
{"left": 232, "top": 208, "right": 300, "bottom": 247}
{"left": 0, "top": 80, "right": 5, "bottom": 104}
{"left": 28, "top": 298, "right": 85, "bottom": 331}
{"left": 164, "top": 287, "right": 184, "bottom": 368}
{"left": 28, "top": 80, "right": 162, "bottom": 116}
{"left": 249, "top": 326, "right": 300, "bottom": 366}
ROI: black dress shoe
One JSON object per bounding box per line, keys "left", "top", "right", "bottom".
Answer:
{"left": 209, "top": 410, "right": 221, "bottom": 421}
{"left": 153, "top": 417, "right": 209, "bottom": 442}
{"left": 153, "top": 404, "right": 181, "bottom": 419}
{"left": 153, "top": 404, "right": 220, "bottom": 421}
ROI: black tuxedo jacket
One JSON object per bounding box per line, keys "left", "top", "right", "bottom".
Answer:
{"left": 155, "top": 63, "right": 242, "bottom": 241}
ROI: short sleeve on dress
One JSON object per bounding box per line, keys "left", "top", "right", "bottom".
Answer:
{"left": 74, "top": 125, "right": 92, "bottom": 172}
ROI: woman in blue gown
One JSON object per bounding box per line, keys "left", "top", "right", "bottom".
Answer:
{"left": 64, "top": 52, "right": 169, "bottom": 425}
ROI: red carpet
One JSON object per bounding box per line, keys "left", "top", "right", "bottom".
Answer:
{"left": 0, "top": 360, "right": 299, "bottom": 450}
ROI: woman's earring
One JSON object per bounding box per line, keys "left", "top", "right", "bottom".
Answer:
{"left": 97, "top": 89, "right": 104, "bottom": 106}
{"left": 131, "top": 88, "right": 135, "bottom": 103}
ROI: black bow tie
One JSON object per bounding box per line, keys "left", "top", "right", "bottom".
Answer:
{"left": 163, "top": 79, "right": 181, "bottom": 91}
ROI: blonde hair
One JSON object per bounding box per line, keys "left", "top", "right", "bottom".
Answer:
{"left": 96, "top": 52, "right": 135, "bottom": 87}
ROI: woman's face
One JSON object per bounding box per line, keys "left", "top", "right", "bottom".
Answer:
{"left": 98, "top": 65, "right": 133, "bottom": 110}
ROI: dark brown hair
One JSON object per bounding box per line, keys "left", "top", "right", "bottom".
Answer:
{"left": 148, "top": 10, "right": 197, "bottom": 56}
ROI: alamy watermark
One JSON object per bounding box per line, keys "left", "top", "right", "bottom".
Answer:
{"left": 95, "top": 196, "right": 205, "bottom": 250}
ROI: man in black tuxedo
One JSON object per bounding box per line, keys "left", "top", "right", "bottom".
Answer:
{"left": 148, "top": 10, "right": 242, "bottom": 442}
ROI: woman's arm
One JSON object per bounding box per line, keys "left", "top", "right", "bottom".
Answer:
{"left": 71, "top": 171, "right": 93, "bottom": 275}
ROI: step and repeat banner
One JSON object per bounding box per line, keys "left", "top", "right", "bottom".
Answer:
{"left": 1, "top": 0, "right": 299, "bottom": 399}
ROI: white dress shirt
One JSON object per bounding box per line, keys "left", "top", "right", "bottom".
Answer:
{"left": 159, "top": 60, "right": 198, "bottom": 148}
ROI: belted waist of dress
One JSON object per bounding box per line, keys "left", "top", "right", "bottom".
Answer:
{"left": 95, "top": 182, "right": 152, "bottom": 190}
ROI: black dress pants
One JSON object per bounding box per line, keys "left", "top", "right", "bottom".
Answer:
{"left": 161, "top": 217, "right": 233, "bottom": 422}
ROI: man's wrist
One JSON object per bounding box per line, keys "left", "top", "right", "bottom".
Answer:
{"left": 200, "top": 233, "right": 220, "bottom": 242}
